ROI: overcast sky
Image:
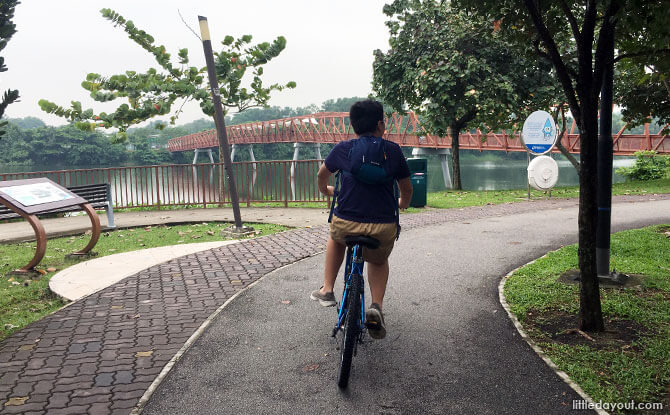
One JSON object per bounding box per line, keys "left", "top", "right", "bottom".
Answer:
{"left": 3, "top": 1, "right": 391, "bottom": 126}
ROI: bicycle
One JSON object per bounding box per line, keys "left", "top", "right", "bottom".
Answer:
{"left": 331, "top": 234, "right": 380, "bottom": 389}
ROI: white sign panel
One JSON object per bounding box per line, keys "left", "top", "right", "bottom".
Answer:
{"left": 522, "top": 110, "right": 558, "bottom": 155}
{"left": 528, "top": 155, "right": 559, "bottom": 190}
{"left": 0, "top": 182, "right": 75, "bottom": 206}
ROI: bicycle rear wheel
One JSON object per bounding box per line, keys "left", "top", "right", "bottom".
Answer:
{"left": 337, "top": 273, "right": 362, "bottom": 389}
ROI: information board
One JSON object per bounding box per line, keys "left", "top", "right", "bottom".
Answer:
{"left": 0, "top": 182, "right": 74, "bottom": 206}
{"left": 521, "top": 110, "right": 558, "bottom": 155}
{"left": 0, "top": 178, "right": 86, "bottom": 215}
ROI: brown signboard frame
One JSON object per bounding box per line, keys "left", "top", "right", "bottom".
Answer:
{"left": 0, "top": 178, "right": 101, "bottom": 274}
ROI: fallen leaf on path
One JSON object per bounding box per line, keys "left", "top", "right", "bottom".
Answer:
{"left": 18, "top": 344, "right": 34, "bottom": 351}
{"left": 5, "top": 397, "right": 28, "bottom": 406}
{"left": 136, "top": 351, "right": 153, "bottom": 357}
{"left": 281, "top": 300, "right": 291, "bottom": 305}
{"left": 302, "top": 364, "right": 319, "bottom": 372}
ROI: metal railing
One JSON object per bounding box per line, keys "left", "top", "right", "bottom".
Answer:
{"left": 0, "top": 160, "right": 329, "bottom": 209}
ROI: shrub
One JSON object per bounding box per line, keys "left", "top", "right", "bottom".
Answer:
{"left": 616, "top": 150, "right": 670, "bottom": 181}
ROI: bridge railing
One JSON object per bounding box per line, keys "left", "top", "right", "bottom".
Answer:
{"left": 0, "top": 160, "right": 329, "bottom": 210}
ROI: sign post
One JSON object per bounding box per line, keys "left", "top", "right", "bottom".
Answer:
{"left": 0, "top": 178, "right": 101, "bottom": 274}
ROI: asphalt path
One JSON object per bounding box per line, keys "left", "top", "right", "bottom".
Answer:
{"left": 142, "top": 199, "right": 670, "bottom": 415}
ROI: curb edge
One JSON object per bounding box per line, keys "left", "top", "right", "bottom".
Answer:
{"left": 498, "top": 258, "right": 610, "bottom": 415}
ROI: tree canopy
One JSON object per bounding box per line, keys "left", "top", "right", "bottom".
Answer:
{"left": 38, "top": 9, "right": 296, "bottom": 142}
{"left": 0, "top": 0, "right": 20, "bottom": 138}
{"left": 373, "top": 0, "right": 560, "bottom": 188}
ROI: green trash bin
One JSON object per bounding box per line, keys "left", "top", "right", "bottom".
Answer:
{"left": 406, "top": 158, "right": 427, "bottom": 207}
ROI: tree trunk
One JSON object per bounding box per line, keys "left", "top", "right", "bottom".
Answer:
{"left": 555, "top": 105, "right": 580, "bottom": 174}
{"left": 577, "top": 107, "right": 604, "bottom": 332}
{"left": 556, "top": 139, "right": 580, "bottom": 173}
{"left": 450, "top": 127, "right": 462, "bottom": 190}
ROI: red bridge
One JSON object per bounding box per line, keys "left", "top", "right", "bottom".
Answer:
{"left": 168, "top": 111, "right": 669, "bottom": 156}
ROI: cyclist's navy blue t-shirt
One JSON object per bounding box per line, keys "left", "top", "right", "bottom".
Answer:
{"left": 325, "top": 136, "right": 410, "bottom": 223}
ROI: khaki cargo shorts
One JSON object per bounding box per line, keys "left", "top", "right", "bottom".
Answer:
{"left": 330, "top": 216, "right": 397, "bottom": 265}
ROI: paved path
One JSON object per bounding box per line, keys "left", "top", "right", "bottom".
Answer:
{"left": 140, "top": 196, "right": 670, "bottom": 415}
{"left": 0, "top": 196, "right": 668, "bottom": 414}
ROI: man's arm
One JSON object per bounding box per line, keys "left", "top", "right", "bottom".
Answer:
{"left": 317, "top": 163, "right": 334, "bottom": 196}
{"left": 397, "top": 177, "right": 413, "bottom": 209}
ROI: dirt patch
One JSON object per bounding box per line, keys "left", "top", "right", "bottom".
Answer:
{"left": 558, "top": 269, "right": 646, "bottom": 289}
{"left": 524, "top": 308, "right": 653, "bottom": 352}
{"left": 657, "top": 225, "right": 670, "bottom": 238}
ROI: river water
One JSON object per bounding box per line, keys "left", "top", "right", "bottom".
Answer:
{"left": 426, "top": 156, "right": 634, "bottom": 192}
{"left": 1, "top": 156, "right": 634, "bottom": 195}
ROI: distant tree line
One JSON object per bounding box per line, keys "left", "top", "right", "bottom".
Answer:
{"left": 0, "top": 97, "right": 367, "bottom": 169}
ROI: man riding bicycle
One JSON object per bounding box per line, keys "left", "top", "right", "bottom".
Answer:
{"left": 311, "top": 99, "right": 412, "bottom": 340}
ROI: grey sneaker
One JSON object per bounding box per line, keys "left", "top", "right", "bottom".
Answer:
{"left": 365, "top": 303, "right": 386, "bottom": 339}
{"left": 310, "top": 288, "right": 336, "bottom": 307}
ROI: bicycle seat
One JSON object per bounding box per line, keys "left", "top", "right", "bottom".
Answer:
{"left": 344, "top": 235, "right": 380, "bottom": 249}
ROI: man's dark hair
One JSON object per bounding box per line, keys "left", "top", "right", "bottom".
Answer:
{"left": 349, "top": 99, "right": 384, "bottom": 135}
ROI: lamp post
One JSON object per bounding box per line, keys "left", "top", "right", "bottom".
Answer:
{"left": 198, "top": 15, "right": 252, "bottom": 235}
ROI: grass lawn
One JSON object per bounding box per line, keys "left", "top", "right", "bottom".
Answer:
{"left": 0, "top": 222, "right": 288, "bottom": 342}
{"left": 503, "top": 225, "right": 670, "bottom": 413}
{"left": 426, "top": 178, "right": 670, "bottom": 209}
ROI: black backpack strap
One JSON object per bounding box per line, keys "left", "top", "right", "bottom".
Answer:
{"left": 328, "top": 170, "right": 342, "bottom": 224}
{"left": 394, "top": 180, "right": 401, "bottom": 240}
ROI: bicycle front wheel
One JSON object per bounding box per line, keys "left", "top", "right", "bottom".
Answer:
{"left": 337, "top": 273, "right": 362, "bottom": 389}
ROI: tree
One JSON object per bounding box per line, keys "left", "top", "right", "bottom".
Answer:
{"left": 39, "top": 9, "right": 296, "bottom": 144}
{"left": 321, "top": 97, "right": 367, "bottom": 112}
{"left": 373, "top": 0, "right": 559, "bottom": 189}
{"left": 0, "top": 0, "right": 20, "bottom": 138}
{"left": 6, "top": 116, "right": 45, "bottom": 129}
{"left": 455, "top": 0, "right": 670, "bottom": 331}
{"left": 0, "top": 122, "right": 128, "bottom": 166}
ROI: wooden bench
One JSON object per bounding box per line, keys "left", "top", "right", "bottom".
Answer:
{"left": 0, "top": 183, "right": 116, "bottom": 228}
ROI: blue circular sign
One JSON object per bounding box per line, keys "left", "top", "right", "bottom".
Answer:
{"left": 522, "top": 111, "right": 558, "bottom": 155}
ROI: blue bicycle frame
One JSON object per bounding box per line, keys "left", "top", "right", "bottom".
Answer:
{"left": 332, "top": 244, "right": 366, "bottom": 337}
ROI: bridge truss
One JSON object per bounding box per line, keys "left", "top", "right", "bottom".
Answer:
{"left": 168, "top": 112, "right": 670, "bottom": 156}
